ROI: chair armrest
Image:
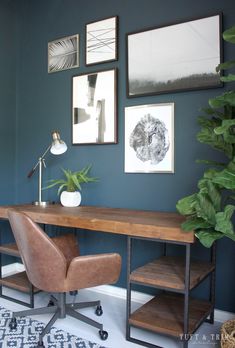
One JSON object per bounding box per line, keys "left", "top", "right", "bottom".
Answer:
{"left": 65, "top": 253, "right": 121, "bottom": 291}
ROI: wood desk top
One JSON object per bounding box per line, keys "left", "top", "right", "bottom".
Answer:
{"left": 0, "top": 204, "right": 194, "bottom": 243}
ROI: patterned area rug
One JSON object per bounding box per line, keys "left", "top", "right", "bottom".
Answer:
{"left": 0, "top": 306, "right": 107, "bottom": 348}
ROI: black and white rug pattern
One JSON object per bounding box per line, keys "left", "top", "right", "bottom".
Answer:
{"left": 0, "top": 306, "right": 107, "bottom": 348}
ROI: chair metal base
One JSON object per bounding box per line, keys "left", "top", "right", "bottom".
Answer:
{"left": 9, "top": 292, "right": 108, "bottom": 345}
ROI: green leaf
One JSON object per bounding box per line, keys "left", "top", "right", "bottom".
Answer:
{"left": 215, "top": 205, "right": 235, "bottom": 235}
{"left": 214, "top": 119, "right": 235, "bottom": 144}
{"left": 209, "top": 91, "right": 235, "bottom": 109}
{"left": 195, "top": 230, "right": 224, "bottom": 248}
{"left": 223, "top": 25, "right": 235, "bottom": 43}
{"left": 215, "top": 119, "right": 235, "bottom": 134}
{"left": 57, "top": 183, "right": 67, "bottom": 195}
{"left": 194, "top": 193, "right": 216, "bottom": 224}
{"left": 212, "top": 169, "right": 235, "bottom": 189}
{"left": 216, "top": 60, "right": 235, "bottom": 72}
{"left": 181, "top": 217, "right": 212, "bottom": 231}
{"left": 71, "top": 174, "right": 81, "bottom": 191}
{"left": 228, "top": 158, "right": 235, "bottom": 172}
{"left": 176, "top": 194, "right": 197, "bottom": 215}
{"left": 197, "top": 117, "right": 233, "bottom": 158}
{"left": 220, "top": 74, "right": 235, "bottom": 82}
{"left": 196, "top": 159, "right": 225, "bottom": 167}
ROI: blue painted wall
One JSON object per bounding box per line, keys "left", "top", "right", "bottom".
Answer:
{"left": 2, "top": 0, "right": 235, "bottom": 311}
{"left": 0, "top": 0, "right": 17, "bottom": 257}
{"left": 0, "top": 0, "right": 16, "bottom": 205}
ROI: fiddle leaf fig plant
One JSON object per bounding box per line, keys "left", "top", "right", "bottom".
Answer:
{"left": 44, "top": 165, "right": 98, "bottom": 195}
{"left": 176, "top": 24, "right": 235, "bottom": 248}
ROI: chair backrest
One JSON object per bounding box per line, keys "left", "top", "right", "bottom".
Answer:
{"left": 8, "top": 209, "right": 68, "bottom": 291}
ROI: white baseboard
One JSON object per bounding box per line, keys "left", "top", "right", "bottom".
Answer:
{"left": 2, "top": 262, "right": 25, "bottom": 276}
{"left": 2, "top": 263, "right": 234, "bottom": 323}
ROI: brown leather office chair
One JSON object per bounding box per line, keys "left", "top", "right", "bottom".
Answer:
{"left": 7, "top": 209, "right": 121, "bottom": 348}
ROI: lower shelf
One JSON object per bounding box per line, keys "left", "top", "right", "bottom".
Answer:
{"left": 129, "top": 292, "right": 212, "bottom": 337}
{"left": 0, "top": 271, "right": 39, "bottom": 293}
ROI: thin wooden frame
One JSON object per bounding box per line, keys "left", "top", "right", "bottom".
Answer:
{"left": 85, "top": 16, "right": 118, "bottom": 66}
{"left": 125, "top": 103, "right": 174, "bottom": 173}
{"left": 48, "top": 34, "right": 79, "bottom": 73}
{"left": 126, "top": 13, "right": 222, "bottom": 97}
{"left": 72, "top": 68, "right": 117, "bottom": 145}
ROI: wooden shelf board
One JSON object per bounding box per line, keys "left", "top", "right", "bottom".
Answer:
{"left": 0, "top": 243, "right": 20, "bottom": 257}
{"left": 130, "top": 256, "right": 215, "bottom": 290}
{"left": 129, "top": 293, "right": 212, "bottom": 337}
{"left": 0, "top": 271, "right": 39, "bottom": 293}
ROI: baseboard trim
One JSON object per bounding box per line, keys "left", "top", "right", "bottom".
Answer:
{"left": 2, "top": 263, "right": 234, "bottom": 323}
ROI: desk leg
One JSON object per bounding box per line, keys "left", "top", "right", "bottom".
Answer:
{"left": 208, "top": 242, "right": 216, "bottom": 324}
{"left": 182, "top": 244, "right": 191, "bottom": 348}
{"left": 126, "top": 236, "right": 132, "bottom": 340}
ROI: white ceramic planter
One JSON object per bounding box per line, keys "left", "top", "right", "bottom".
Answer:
{"left": 60, "top": 191, "right": 81, "bottom": 207}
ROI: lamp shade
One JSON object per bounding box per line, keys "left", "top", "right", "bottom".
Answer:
{"left": 50, "top": 131, "right": 67, "bottom": 155}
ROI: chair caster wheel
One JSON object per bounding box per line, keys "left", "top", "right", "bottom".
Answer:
{"left": 99, "top": 330, "right": 108, "bottom": 340}
{"left": 37, "top": 341, "right": 45, "bottom": 348}
{"left": 47, "top": 299, "right": 55, "bottom": 307}
{"left": 9, "top": 318, "right": 17, "bottom": 330}
{"left": 95, "top": 305, "right": 103, "bottom": 316}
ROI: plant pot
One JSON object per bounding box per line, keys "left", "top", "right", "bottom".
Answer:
{"left": 60, "top": 191, "right": 81, "bottom": 207}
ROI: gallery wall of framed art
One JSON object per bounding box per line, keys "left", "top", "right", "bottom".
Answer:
{"left": 47, "top": 12, "right": 223, "bottom": 175}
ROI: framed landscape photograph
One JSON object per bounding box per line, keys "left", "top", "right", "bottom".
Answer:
{"left": 127, "top": 14, "right": 222, "bottom": 97}
{"left": 86, "top": 16, "right": 118, "bottom": 65}
{"left": 72, "top": 68, "right": 117, "bottom": 145}
{"left": 48, "top": 34, "right": 79, "bottom": 73}
{"left": 125, "top": 103, "right": 174, "bottom": 173}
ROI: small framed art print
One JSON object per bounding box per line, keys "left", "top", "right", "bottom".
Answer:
{"left": 86, "top": 16, "right": 118, "bottom": 66}
{"left": 72, "top": 68, "right": 117, "bottom": 145}
{"left": 48, "top": 34, "right": 79, "bottom": 73}
{"left": 125, "top": 103, "right": 174, "bottom": 173}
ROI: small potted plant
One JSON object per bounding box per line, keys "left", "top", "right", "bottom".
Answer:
{"left": 44, "top": 165, "right": 98, "bottom": 207}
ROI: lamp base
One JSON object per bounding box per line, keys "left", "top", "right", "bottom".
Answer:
{"left": 33, "top": 201, "right": 51, "bottom": 207}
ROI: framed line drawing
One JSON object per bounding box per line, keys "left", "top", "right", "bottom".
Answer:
{"left": 125, "top": 103, "right": 174, "bottom": 173}
{"left": 86, "top": 16, "right": 118, "bottom": 66}
{"left": 127, "top": 13, "right": 222, "bottom": 97}
{"left": 48, "top": 34, "right": 79, "bottom": 73}
{"left": 72, "top": 68, "right": 117, "bottom": 145}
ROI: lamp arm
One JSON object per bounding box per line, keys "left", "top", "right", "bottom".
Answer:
{"left": 27, "top": 144, "right": 51, "bottom": 178}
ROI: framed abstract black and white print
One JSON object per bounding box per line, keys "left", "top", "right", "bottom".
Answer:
{"left": 127, "top": 13, "right": 222, "bottom": 97}
{"left": 72, "top": 68, "right": 117, "bottom": 145}
{"left": 125, "top": 103, "right": 174, "bottom": 173}
{"left": 86, "top": 16, "right": 118, "bottom": 66}
{"left": 48, "top": 34, "right": 79, "bottom": 73}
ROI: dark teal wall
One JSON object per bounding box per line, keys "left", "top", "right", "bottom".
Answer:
{"left": 0, "top": 0, "right": 17, "bottom": 259}
{"left": 11, "top": 0, "right": 235, "bottom": 312}
{"left": 0, "top": 0, "right": 16, "bottom": 205}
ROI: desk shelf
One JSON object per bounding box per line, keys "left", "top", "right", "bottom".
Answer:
{"left": 130, "top": 256, "right": 215, "bottom": 292}
{"left": 129, "top": 293, "right": 212, "bottom": 337}
{"left": 126, "top": 237, "right": 216, "bottom": 348}
{"left": 0, "top": 271, "right": 39, "bottom": 293}
{"left": 0, "top": 243, "right": 20, "bottom": 257}
{"left": 0, "top": 242, "right": 37, "bottom": 307}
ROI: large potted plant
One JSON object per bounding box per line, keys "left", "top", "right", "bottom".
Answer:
{"left": 176, "top": 24, "right": 235, "bottom": 248}
{"left": 44, "top": 165, "right": 98, "bottom": 207}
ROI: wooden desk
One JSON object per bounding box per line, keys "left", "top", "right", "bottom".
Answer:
{"left": 0, "top": 204, "right": 214, "bottom": 348}
{"left": 0, "top": 204, "right": 194, "bottom": 243}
